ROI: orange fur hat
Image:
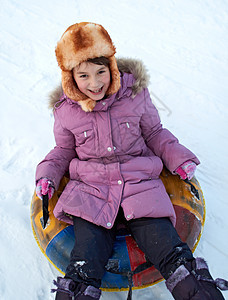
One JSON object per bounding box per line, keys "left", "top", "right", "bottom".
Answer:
{"left": 55, "top": 22, "right": 121, "bottom": 112}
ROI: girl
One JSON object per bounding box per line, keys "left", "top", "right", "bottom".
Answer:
{"left": 35, "top": 22, "right": 226, "bottom": 300}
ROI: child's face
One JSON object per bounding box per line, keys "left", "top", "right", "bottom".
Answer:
{"left": 73, "top": 62, "right": 111, "bottom": 101}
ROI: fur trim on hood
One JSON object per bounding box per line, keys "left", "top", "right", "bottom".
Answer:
{"left": 49, "top": 57, "right": 150, "bottom": 110}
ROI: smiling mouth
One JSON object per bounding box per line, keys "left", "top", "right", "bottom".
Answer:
{"left": 89, "top": 86, "right": 103, "bottom": 95}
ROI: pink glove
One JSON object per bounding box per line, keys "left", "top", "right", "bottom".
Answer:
{"left": 36, "top": 178, "right": 55, "bottom": 200}
{"left": 175, "top": 160, "right": 196, "bottom": 180}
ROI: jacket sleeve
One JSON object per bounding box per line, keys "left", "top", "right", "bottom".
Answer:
{"left": 140, "top": 88, "right": 200, "bottom": 173}
{"left": 35, "top": 110, "right": 76, "bottom": 189}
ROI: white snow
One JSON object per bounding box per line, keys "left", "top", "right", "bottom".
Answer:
{"left": 74, "top": 261, "right": 86, "bottom": 267}
{"left": 0, "top": 0, "right": 228, "bottom": 299}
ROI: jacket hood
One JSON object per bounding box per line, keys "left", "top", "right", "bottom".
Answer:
{"left": 49, "top": 57, "right": 150, "bottom": 110}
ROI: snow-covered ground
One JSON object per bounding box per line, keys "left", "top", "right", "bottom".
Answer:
{"left": 0, "top": 0, "right": 227, "bottom": 299}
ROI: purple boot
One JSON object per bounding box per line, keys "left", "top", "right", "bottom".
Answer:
{"left": 52, "top": 277, "right": 101, "bottom": 300}
{"left": 166, "top": 257, "right": 227, "bottom": 299}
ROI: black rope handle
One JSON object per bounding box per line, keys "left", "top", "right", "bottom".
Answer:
{"left": 40, "top": 194, "right": 49, "bottom": 229}
{"left": 184, "top": 179, "right": 200, "bottom": 200}
{"left": 105, "top": 260, "right": 153, "bottom": 300}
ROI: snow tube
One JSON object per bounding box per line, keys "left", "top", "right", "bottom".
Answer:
{"left": 31, "top": 168, "right": 205, "bottom": 291}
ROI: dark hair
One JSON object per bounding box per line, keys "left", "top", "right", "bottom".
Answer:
{"left": 87, "top": 56, "right": 110, "bottom": 67}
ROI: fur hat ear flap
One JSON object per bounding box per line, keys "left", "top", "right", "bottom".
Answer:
{"left": 55, "top": 22, "right": 121, "bottom": 112}
{"left": 106, "top": 56, "right": 121, "bottom": 96}
{"left": 61, "top": 70, "right": 96, "bottom": 112}
{"left": 61, "top": 70, "right": 87, "bottom": 102}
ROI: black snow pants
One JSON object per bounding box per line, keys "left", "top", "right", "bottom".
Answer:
{"left": 65, "top": 209, "right": 193, "bottom": 288}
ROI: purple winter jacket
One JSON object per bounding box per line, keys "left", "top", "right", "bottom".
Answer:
{"left": 36, "top": 58, "right": 200, "bottom": 229}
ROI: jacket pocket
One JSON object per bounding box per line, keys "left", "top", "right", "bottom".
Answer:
{"left": 117, "top": 116, "right": 141, "bottom": 152}
{"left": 71, "top": 122, "right": 95, "bottom": 147}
